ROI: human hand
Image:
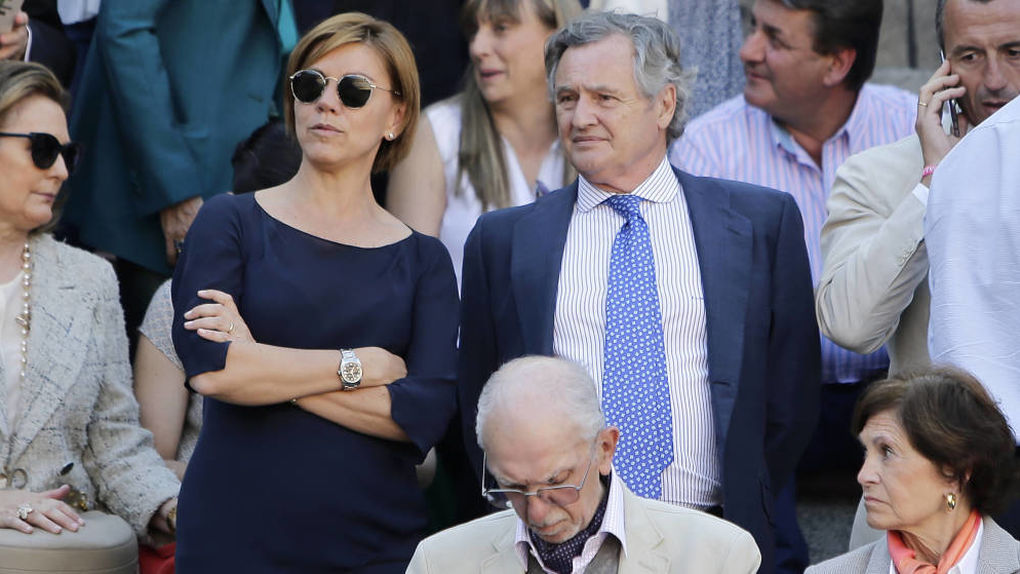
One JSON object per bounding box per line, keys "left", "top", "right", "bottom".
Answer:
{"left": 354, "top": 347, "right": 407, "bottom": 387}
{"left": 915, "top": 59, "right": 970, "bottom": 178}
{"left": 0, "top": 485, "right": 85, "bottom": 534}
{"left": 183, "top": 289, "right": 254, "bottom": 343}
{"left": 149, "top": 497, "right": 177, "bottom": 536}
{"left": 0, "top": 12, "right": 29, "bottom": 61}
{"left": 160, "top": 196, "right": 204, "bottom": 267}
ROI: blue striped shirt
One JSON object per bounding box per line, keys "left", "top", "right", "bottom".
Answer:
{"left": 670, "top": 84, "right": 917, "bottom": 384}
{"left": 553, "top": 157, "right": 720, "bottom": 509}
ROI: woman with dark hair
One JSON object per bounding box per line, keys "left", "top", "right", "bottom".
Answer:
{"left": 386, "top": 0, "right": 581, "bottom": 284}
{"left": 171, "top": 12, "right": 459, "bottom": 573}
{"left": 807, "top": 368, "right": 1020, "bottom": 573}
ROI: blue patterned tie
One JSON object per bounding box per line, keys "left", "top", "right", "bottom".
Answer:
{"left": 602, "top": 194, "right": 673, "bottom": 499}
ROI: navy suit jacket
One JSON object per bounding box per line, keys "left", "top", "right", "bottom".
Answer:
{"left": 458, "top": 166, "right": 821, "bottom": 574}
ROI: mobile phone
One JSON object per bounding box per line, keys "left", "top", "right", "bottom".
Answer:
{"left": 939, "top": 50, "right": 961, "bottom": 137}
{"left": 0, "top": 0, "right": 24, "bottom": 35}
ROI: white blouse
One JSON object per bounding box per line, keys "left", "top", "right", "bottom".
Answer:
{"left": 426, "top": 98, "right": 566, "bottom": 286}
{"left": 0, "top": 270, "right": 24, "bottom": 434}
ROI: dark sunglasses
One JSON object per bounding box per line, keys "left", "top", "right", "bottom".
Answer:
{"left": 0, "top": 132, "right": 81, "bottom": 172}
{"left": 289, "top": 69, "right": 400, "bottom": 109}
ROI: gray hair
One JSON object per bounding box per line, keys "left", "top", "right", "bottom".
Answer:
{"left": 476, "top": 356, "right": 605, "bottom": 451}
{"left": 544, "top": 10, "right": 693, "bottom": 144}
{"left": 936, "top": 0, "right": 994, "bottom": 50}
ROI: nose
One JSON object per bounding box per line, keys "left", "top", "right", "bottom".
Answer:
{"left": 857, "top": 454, "right": 877, "bottom": 487}
{"left": 469, "top": 22, "right": 493, "bottom": 62}
{"left": 51, "top": 153, "right": 70, "bottom": 182}
{"left": 739, "top": 29, "right": 765, "bottom": 65}
{"left": 315, "top": 79, "right": 341, "bottom": 113}
{"left": 983, "top": 57, "right": 1009, "bottom": 93}
{"left": 526, "top": 494, "right": 554, "bottom": 527}
{"left": 571, "top": 95, "right": 598, "bottom": 130}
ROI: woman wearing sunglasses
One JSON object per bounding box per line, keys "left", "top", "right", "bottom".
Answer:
{"left": 170, "top": 13, "right": 459, "bottom": 573}
{"left": 0, "top": 61, "right": 179, "bottom": 542}
{"left": 386, "top": 0, "right": 581, "bottom": 285}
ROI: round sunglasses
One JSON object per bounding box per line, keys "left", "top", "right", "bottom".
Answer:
{"left": 0, "top": 132, "right": 81, "bottom": 173}
{"left": 289, "top": 69, "right": 400, "bottom": 109}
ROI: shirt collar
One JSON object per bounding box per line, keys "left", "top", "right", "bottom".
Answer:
{"left": 514, "top": 473, "right": 629, "bottom": 572}
{"left": 575, "top": 156, "right": 679, "bottom": 213}
{"left": 764, "top": 86, "right": 872, "bottom": 158}
{"left": 952, "top": 518, "right": 983, "bottom": 574}
{"left": 886, "top": 519, "right": 984, "bottom": 574}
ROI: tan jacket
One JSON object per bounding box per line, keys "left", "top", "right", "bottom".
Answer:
{"left": 815, "top": 135, "right": 931, "bottom": 377}
{"left": 807, "top": 517, "right": 1020, "bottom": 574}
{"left": 0, "top": 235, "right": 179, "bottom": 536}
{"left": 406, "top": 486, "right": 761, "bottom": 574}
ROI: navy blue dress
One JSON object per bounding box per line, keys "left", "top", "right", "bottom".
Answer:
{"left": 170, "top": 193, "right": 459, "bottom": 573}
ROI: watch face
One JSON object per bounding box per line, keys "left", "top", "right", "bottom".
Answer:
{"left": 341, "top": 362, "right": 363, "bottom": 384}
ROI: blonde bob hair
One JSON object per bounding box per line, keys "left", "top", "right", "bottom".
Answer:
{"left": 284, "top": 12, "right": 420, "bottom": 174}
{"left": 0, "top": 61, "right": 67, "bottom": 126}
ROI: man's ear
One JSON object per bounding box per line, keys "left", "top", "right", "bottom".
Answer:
{"left": 822, "top": 47, "right": 857, "bottom": 88}
{"left": 597, "top": 427, "right": 621, "bottom": 476}
{"left": 656, "top": 83, "right": 677, "bottom": 131}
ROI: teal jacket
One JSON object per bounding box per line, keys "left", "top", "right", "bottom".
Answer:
{"left": 65, "top": 0, "right": 287, "bottom": 274}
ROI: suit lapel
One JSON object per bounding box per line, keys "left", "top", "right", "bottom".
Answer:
{"left": 260, "top": 0, "right": 280, "bottom": 30}
{"left": 511, "top": 185, "right": 577, "bottom": 354}
{"left": 482, "top": 518, "right": 527, "bottom": 573}
{"left": 7, "top": 237, "right": 90, "bottom": 465}
{"left": 676, "top": 169, "right": 752, "bottom": 448}
{"left": 864, "top": 537, "right": 891, "bottom": 574}
{"left": 618, "top": 488, "right": 669, "bottom": 573}
{"left": 977, "top": 517, "right": 1020, "bottom": 573}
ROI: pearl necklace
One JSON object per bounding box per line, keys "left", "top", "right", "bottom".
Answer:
{"left": 13, "top": 241, "right": 31, "bottom": 382}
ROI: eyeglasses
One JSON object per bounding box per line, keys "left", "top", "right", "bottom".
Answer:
{"left": 289, "top": 69, "right": 401, "bottom": 108}
{"left": 0, "top": 132, "right": 81, "bottom": 172}
{"left": 481, "top": 442, "right": 597, "bottom": 510}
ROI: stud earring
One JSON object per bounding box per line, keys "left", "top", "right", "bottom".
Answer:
{"left": 946, "top": 492, "right": 957, "bottom": 511}
{"left": 386, "top": 132, "right": 395, "bottom": 141}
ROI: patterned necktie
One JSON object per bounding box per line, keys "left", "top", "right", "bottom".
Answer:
{"left": 601, "top": 194, "right": 673, "bottom": 499}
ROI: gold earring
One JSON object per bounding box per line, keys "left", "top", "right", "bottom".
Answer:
{"left": 946, "top": 493, "right": 957, "bottom": 511}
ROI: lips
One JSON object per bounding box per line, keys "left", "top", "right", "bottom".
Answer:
{"left": 310, "top": 123, "right": 341, "bottom": 134}
{"left": 477, "top": 68, "right": 504, "bottom": 81}
{"left": 743, "top": 64, "right": 770, "bottom": 80}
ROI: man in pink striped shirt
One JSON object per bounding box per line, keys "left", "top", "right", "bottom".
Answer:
{"left": 671, "top": 0, "right": 917, "bottom": 571}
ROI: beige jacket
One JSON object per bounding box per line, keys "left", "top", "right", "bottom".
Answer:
{"left": 406, "top": 485, "right": 761, "bottom": 574}
{"left": 807, "top": 517, "right": 1020, "bottom": 574}
{"left": 0, "top": 235, "right": 179, "bottom": 536}
{"left": 815, "top": 135, "right": 931, "bottom": 377}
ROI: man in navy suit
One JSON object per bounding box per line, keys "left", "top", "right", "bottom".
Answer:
{"left": 458, "top": 12, "right": 820, "bottom": 573}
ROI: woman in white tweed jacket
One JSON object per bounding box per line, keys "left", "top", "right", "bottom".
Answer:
{"left": 0, "top": 61, "right": 179, "bottom": 538}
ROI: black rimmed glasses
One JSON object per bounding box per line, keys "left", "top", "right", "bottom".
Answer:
{"left": 0, "top": 132, "right": 81, "bottom": 173}
{"left": 289, "top": 69, "right": 401, "bottom": 108}
{"left": 481, "top": 442, "right": 598, "bottom": 510}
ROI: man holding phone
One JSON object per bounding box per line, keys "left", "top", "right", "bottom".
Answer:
{"left": 815, "top": 0, "right": 1020, "bottom": 548}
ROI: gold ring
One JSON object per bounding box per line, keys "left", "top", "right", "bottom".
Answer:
{"left": 16, "top": 503, "right": 33, "bottom": 520}
{"left": 918, "top": 101, "right": 928, "bottom": 107}
{"left": 227, "top": 322, "right": 235, "bottom": 334}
